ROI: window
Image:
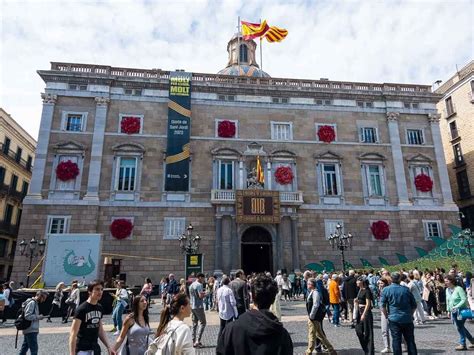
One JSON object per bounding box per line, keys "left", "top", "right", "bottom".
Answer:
{"left": 0, "top": 166, "right": 5, "bottom": 184}
{"left": 360, "top": 127, "right": 378, "bottom": 143}
{"left": 0, "top": 239, "right": 7, "bottom": 258}
{"left": 404, "top": 102, "right": 411, "bottom": 109}
{"left": 322, "top": 163, "right": 339, "bottom": 196}
{"left": 4, "top": 204, "right": 14, "bottom": 224}
{"left": 116, "top": 157, "right": 137, "bottom": 191}
{"left": 66, "top": 114, "right": 84, "bottom": 132}
{"left": 15, "top": 147, "right": 22, "bottom": 163}
{"left": 366, "top": 102, "right": 373, "bottom": 108}
{"left": 423, "top": 220, "right": 442, "bottom": 241}
{"left": 271, "top": 122, "right": 292, "bottom": 141}
{"left": 412, "top": 165, "right": 432, "bottom": 197}
{"left": 457, "top": 170, "right": 471, "bottom": 199}
{"left": 316, "top": 124, "right": 337, "bottom": 142}
{"left": 218, "top": 161, "right": 234, "bottom": 190}
{"left": 21, "top": 181, "right": 29, "bottom": 195}
{"left": 215, "top": 119, "right": 238, "bottom": 138}
{"left": 16, "top": 208, "right": 22, "bottom": 226}
{"left": 164, "top": 218, "right": 186, "bottom": 240}
{"left": 445, "top": 97, "right": 454, "bottom": 116}
{"left": 363, "top": 165, "right": 384, "bottom": 197}
{"left": 3, "top": 137, "right": 10, "bottom": 153}
{"left": 357, "top": 101, "right": 364, "bottom": 108}
{"left": 218, "top": 95, "right": 235, "bottom": 101}
{"left": 407, "top": 129, "right": 424, "bottom": 145}
{"left": 412, "top": 103, "right": 419, "bottom": 109}
{"left": 454, "top": 144, "right": 464, "bottom": 166}
{"left": 46, "top": 216, "right": 70, "bottom": 234}
{"left": 119, "top": 114, "right": 144, "bottom": 134}
{"left": 55, "top": 155, "right": 79, "bottom": 190}
{"left": 272, "top": 97, "right": 289, "bottom": 104}
{"left": 239, "top": 44, "right": 248, "bottom": 63}
{"left": 124, "top": 88, "right": 142, "bottom": 96}
{"left": 450, "top": 121, "right": 459, "bottom": 139}
{"left": 324, "top": 220, "right": 344, "bottom": 240}
{"left": 69, "top": 84, "right": 87, "bottom": 91}
{"left": 10, "top": 174, "right": 18, "bottom": 191}
{"left": 272, "top": 163, "right": 295, "bottom": 192}
{"left": 26, "top": 155, "right": 32, "bottom": 171}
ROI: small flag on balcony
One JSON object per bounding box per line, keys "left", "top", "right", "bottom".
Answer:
{"left": 256, "top": 156, "right": 264, "bottom": 184}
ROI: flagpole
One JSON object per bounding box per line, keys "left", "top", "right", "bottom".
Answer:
{"left": 237, "top": 16, "right": 240, "bottom": 75}
{"left": 259, "top": 18, "right": 263, "bottom": 77}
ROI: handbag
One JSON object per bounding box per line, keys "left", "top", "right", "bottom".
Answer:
{"left": 460, "top": 309, "right": 473, "bottom": 320}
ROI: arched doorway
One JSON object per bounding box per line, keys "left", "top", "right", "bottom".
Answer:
{"left": 241, "top": 226, "right": 272, "bottom": 274}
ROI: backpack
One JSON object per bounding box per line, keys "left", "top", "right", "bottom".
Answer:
{"left": 319, "top": 286, "right": 330, "bottom": 307}
{"left": 145, "top": 324, "right": 184, "bottom": 355}
{"left": 14, "top": 299, "right": 35, "bottom": 330}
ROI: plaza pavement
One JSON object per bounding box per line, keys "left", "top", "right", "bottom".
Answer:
{"left": 0, "top": 297, "right": 471, "bottom": 354}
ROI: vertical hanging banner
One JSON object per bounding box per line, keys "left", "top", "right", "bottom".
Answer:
{"left": 165, "top": 71, "right": 192, "bottom": 191}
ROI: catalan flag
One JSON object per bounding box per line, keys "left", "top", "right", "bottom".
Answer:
{"left": 264, "top": 25, "right": 288, "bottom": 42}
{"left": 256, "top": 156, "right": 264, "bottom": 184}
{"left": 241, "top": 20, "right": 269, "bottom": 40}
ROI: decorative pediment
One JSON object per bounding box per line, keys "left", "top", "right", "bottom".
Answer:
{"left": 53, "top": 141, "right": 86, "bottom": 153}
{"left": 313, "top": 150, "right": 342, "bottom": 161}
{"left": 358, "top": 152, "right": 386, "bottom": 161}
{"left": 243, "top": 142, "right": 266, "bottom": 156}
{"left": 270, "top": 149, "right": 296, "bottom": 158}
{"left": 211, "top": 147, "right": 242, "bottom": 158}
{"left": 406, "top": 153, "right": 432, "bottom": 163}
{"left": 112, "top": 142, "right": 146, "bottom": 154}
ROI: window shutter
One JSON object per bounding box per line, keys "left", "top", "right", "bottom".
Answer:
{"left": 360, "top": 127, "right": 365, "bottom": 142}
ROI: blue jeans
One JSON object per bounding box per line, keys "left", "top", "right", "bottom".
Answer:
{"left": 388, "top": 321, "right": 417, "bottom": 355}
{"left": 453, "top": 314, "right": 474, "bottom": 346}
{"left": 19, "top": 332, "right": 38, "bottom": 355}
{"left": 112, "top": 301, "right": 125, "bottom": 330}
{"left": 331, "top": 303, "right": 340, "bottom": 325}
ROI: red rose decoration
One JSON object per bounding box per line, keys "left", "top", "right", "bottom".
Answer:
{"left": 121, "top": 116, "right": 141, "bottom": 134}
{"left": 414, "top": 173, "right": 433, "bottom": 192}
{"left": 56, "top": 160, "right": 79, "bottom": 181}
{"left": 110, "top": 219, "right": 133, "bottom": 240}
{"left": 217, "top": 120, "right": 236, "bottom": 138}
{"left": 275, "top": 166, "right": 294, "bottom": 185}
{"left": 371, "top": 220, "right": 390, "bottom": 240}
{"left": 317, "top": 125, "right": 336, "bottom": 143}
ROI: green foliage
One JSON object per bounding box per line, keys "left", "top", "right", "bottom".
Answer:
{"left": 385, "top": 255, "right": 473, "bottom": 273}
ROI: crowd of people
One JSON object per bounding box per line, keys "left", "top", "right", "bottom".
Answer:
{"left": 4, "top": 263, "right": 474, "bottom": 354}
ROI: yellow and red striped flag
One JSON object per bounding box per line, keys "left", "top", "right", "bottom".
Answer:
{"left": 264, "top": 25, "right": 288, "bottom": 42}
{"left": 241, "top": 20, "right": 269, "bottom": 40}
{"left": 256, "top": 156, "right": 265, "bottom": 184}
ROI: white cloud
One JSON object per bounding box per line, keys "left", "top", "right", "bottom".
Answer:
{"left": 0, "top": 0, "right": 472, "bottom": 138}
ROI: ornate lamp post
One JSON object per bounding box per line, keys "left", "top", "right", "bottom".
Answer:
{"left": 19, "top": 237, "right": 46, "bottom": 287}
{"left": 328, "top": 224, "right": 353, "bottom": 272}
{"left": 178, "top": 223, "right": 201, "bottom": 254}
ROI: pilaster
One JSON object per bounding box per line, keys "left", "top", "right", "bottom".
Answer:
{"left": 214, "top": 216, "right": 223, "bottom": 274}
{"left": 386, "top": 112, "right": 410, "bottom": 206}
{"left": 84, "top": 97, "right": 110, "bottom": 201}
{"left": 290, "top": 215, "right": 300, "bottom": 271}
{"left": 27, "top": 93, "right": 57, "bottom": 199}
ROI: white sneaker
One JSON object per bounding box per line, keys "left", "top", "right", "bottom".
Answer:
{"left": 113, "top": 331, "right": 120, "bottom": 336}
{"left": 381, "top": 348, "right": 392, "bottom": 353}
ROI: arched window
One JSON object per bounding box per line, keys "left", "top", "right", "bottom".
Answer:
{"left": 239, "top": 44, "right": 248, "bottom": 63}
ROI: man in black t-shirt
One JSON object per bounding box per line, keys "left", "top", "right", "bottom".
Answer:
{"left": 69, "top": 280, "right": 116, "bottom": 355}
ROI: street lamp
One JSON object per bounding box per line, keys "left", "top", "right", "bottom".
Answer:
{"left": 328, "top": 224, "right": 354, "bottom": 272}
{"left": 19, "top": 237, "right": 46, "bottom": 287}
{"left": 457, "top": 228, "right": 473, "bottom": 272}
{"left": 178, "top": 223, "right": 201, "bottom": 254}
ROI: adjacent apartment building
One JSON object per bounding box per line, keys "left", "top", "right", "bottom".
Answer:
{"left": 0, "top": 108, "right": 36, "bottom": 282}
{"left": 11, "top": 35, "right": 459, "bottom": 286}
{"left": 436, "top": 61, "right": 474, "bottom": 229}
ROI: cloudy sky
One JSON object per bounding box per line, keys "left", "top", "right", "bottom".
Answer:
{"left": 1, "top": 0, "right": 472, "bottom": 139}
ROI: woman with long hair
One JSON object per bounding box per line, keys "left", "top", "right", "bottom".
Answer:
{"left": 63, "top": 281, "right": 79, "bottom": 323}
{"left": 47, "top": 282, "right": 65, "bottom": 322}
{"left": 147, "top": 293, "right": 195, "bottom": 354}
{"left": 423, "top": 272, "right": 439, "bottom": 319}
{"left": 114, "top": 295, "right": 151, "bottom": 355}
{"left": 354, "top": 276, "right": 374, "bottom": 355}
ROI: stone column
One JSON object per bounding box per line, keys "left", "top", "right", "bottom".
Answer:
{"left": 386, "top": 112, "right": 410, "bottom": 206}
{"left": 27, "top": 93, "right": 57, "bottom": 199}
{"left": 290, "top": 216, "right": 300, "bottom": 271}
{"left": 84, "top": 97, "right": 110, "bottom": 201}
{"left": 239, "top": 161, "right": 244, "bottom": 189}
{"left": 273, "top": 224, "right": 280, "bottom": 273}
{"left": 214, "top": 216, "right": 223, "bottom": 274}
{"left": 266, "top": 161, "right": 272, "bottom": 189}
{"left": 231, "top": 216, "right": 239, "bottom": 271}
{"left": 429, "top": 113, "right": 455, "bottom": 206}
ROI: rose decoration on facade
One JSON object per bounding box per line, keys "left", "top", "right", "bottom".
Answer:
{"left": 371, "top": 220, "right": 390, "bottom": 240}
{"left": 217, "top": 120, "right": 236, "bottom": 138}
{"left": 414, "top": 173, "right": 433, "bottom": 192}
{"left": 110, "top": 219, "right": 134, "bottom": 240}
{"left": 317, "top": 125, "right": 336, "bottom": 143}
{"left": 274, "top": 166, "right": 294, "bottom": 185}
{"left": 121, "top": 116, "right": 141, "bottom": 134}
{"left": 56, "top": 160, "right": 79, "bottom": 181}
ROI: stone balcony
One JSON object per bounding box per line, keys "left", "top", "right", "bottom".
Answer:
{"left": 211, "top": 189, "right": 304, "bottom": 205}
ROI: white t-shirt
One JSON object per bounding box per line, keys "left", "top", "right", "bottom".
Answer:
{"left": 166, "top": 319, "right": 195, "bottom": 355}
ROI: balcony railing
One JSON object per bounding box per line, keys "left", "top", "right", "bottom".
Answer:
{"left": 0, "top": 143, "right": 33, "bottom": 173}
{"left": 211, "top": 189, "right": 304, "bottom": 205}
{"left": 0, "top": 183, "right": 27, "bottom": 201}
{"left": 0, "top": 220, "right": 19, "bottom": 237}
{"left": 443, "top": 103, "right": 457, "bottom": 118}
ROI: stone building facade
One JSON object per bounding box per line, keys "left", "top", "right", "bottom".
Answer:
{"left": 0, "top": 108, "right": 36, "bottom": 281}
{"left": 11, "top": 36, "right": 459, "bottom": 286}
{"left": 436, "top": 61, "right": 474, "bottom": 229}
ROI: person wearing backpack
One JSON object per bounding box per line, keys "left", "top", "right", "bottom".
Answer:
{"left": 19, "top": 289, "right": 48, "bottom": 355}
{"left": 146, "top": 293, "right": 194, "bottom": 355}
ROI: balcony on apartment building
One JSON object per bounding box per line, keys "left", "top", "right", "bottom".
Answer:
{"left": 0, "top": 220, "right": 19, "bottom": 237}
{"left": 0, "top": 143, "right": 33, "bottom": 173}
{"left": 0, "top": 183, "right": 27, "bottom": 202}
{"left": 211, "top": 189, "right": 304, "bottom": 205}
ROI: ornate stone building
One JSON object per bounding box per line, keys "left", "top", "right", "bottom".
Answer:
{"left": 436, "top": 61, "right": 474, "bottom": 229}
{"left": 0, "top": 108, "right": 36, "bottom": 281}
{"left": 12, "top": 36, "right": 459, "bottom": 286}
